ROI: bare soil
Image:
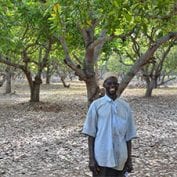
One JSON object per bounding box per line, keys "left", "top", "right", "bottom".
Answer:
{"left": 0, "top": 81, "right": 177, "bottom": 177}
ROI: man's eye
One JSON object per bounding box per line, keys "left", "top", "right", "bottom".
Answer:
{"left": 106, "top": 82, "right": 118, "bottom": 85}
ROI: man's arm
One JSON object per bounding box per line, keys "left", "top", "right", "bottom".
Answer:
{"left": 88, "top": 136, "right": 100, "bottom": 174}
{"left": 124, "top": 140, "right": 133, "bottom": 172}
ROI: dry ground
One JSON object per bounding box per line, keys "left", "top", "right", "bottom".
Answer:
{"left": 0, "top": 81, "right": 177, "bottom": 177}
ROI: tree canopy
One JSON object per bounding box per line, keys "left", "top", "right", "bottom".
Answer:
{"left": 0, "top": 0, "right": 177, "bottom": 103}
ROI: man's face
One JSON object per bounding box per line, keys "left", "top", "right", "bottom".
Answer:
{"left": 103, "top": 77, "right": 119, "bottom": 96}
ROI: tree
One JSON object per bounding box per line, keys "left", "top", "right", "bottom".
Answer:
{"left": 105, "top": 1, "right": 177, "bottom": 96}
{"left": 48, "top": 0, "right": 139, "bottom": 105}
{"left": 49, "top": 0, "right": 177, "bottom": 104}
{"left": 142, "top": 43, "right": 175, "bottom": 97}
{"left": 118, "top": 32, "right": 177, "bottom": 95}
{"left": 1, "top": 0, "right": 177, "bottom": 104}
{"left": 45, "top": 57, "right": 72, "bottom": 87}
{"left": 0, "top": 1, "right": 54, "bottom": 102}
{"left": 119, "top": 27, "right": 176, "bottom": 97}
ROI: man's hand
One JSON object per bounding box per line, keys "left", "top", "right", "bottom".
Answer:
{"left": 124, "top": 158, "right": 133, "bottom": 173}
{"left": 89, "top": 159, "right": 100, "bottom": 174}
{"left": 88, "top": 136, "right": 100, "bottom": 174}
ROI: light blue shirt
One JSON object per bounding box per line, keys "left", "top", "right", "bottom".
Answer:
{"left": 82, "top": 95, "right": 137, "bottom": 170}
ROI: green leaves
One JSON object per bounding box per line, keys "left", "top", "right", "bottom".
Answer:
{"left": 0, "top": 0, "right": 177, "bottom": 75}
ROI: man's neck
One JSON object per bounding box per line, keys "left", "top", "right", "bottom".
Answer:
{"left": 107, "top": 94, "right": 118, "bottom": 101}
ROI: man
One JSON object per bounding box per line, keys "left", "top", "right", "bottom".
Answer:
{"left": 82, "top": 74, "right": 137, "bottom": 177}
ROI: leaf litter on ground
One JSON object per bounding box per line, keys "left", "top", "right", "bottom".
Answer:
{"left": 0, "top": 82, "right": 177, "bottom": 177}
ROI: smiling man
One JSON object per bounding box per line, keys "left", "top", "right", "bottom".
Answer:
{"left": 82, "top": 74, "right": 137, "bottom": 177}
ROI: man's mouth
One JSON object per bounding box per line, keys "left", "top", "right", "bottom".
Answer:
{"left": 110, "top": 88, "right": 116, "bottom": 92}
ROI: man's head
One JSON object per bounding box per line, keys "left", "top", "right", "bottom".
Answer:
{"left": 103, "top": 75, "right": 119, "bottom": 98}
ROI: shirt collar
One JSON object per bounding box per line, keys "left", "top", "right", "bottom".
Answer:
{"left": 104, "top": 94, "right": 114, "bottom": 102}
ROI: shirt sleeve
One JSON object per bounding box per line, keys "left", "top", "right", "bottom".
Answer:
{"left": 82, "top": 102, "right": 98, "bottom": 137}
{"left": 125, "top": 107, "right": 137, "bottom": 141}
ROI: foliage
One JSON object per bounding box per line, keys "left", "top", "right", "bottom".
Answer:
{"left": 1, "top": 0, "right": 177, "bottom": 72}
{"left": 164, "top": 46, "right": 177, "bottom": 74}
{"left": 1, "top": 0, "right": 177, "bottom": 100}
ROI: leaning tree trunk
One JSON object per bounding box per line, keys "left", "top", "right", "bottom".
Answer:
{"left": 60, "top": 76, "right": 70, "bottom": 88}
{"left": 118, "top": 32, "right": 177, "bottom": 96}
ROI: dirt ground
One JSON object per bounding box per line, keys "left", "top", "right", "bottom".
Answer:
{"left": 0, "top": 81, "right": 177, "bottom": 177}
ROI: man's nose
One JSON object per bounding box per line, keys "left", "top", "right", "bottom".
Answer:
{"left": 110, "top": 83, "right": 116, "bottom": 87}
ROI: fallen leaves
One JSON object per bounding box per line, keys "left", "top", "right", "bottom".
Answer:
{"left": 0, "top": 83, "right": 177, "bottom": 177}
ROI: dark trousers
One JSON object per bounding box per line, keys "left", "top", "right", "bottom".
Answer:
{"left": 93, "top": 167, "right": 125, "bottom": 177}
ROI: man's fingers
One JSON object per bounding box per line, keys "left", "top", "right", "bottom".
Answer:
{"left": 89, "top": 166, "right": 97, "bottom": 172}
{"left": 127, "top": 166, "right": 133, "bottom": 172}
{"left": 96, "top": 166, "right": 100, "bottom": 171}
{"left": 89, "top": 166, "right": 100, "bottom": 175}
{"left": 94, "top": 167, "right": 100, "bottom": 175}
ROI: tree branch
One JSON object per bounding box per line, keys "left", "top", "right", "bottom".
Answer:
{"left": 0, "top": 55, "right": 24, "bottom": 70}
{"left": 59, "top": 36, "right": 86, "bottom": 80}
{"left": 118, "top": 32, "right": 177, "bottom": 95}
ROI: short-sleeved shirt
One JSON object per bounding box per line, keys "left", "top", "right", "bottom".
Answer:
{"left": 82, "top": 95, "right": 137, "bottom": 170}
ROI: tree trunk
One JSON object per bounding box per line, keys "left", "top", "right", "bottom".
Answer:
{"left": 46, "top": 65, "right": 51, "bottom": 84}
{"left": 85, "top": 77, "right": 100, "bottom": 106}
{"left": 46, "top": 75, "right": 50, "bottom": 84}
{"left": 25, "top": 70, "right": 42, "bottom": 102}
{"left": 0, "top": 74, "right": 6, "bottom": 87}
{"left": 145, "top": 79, "right": 155, "bottom": 97}
{"left": 61, "top": 76, "right": 70, "bottom": 88}
{"left": 30, "top": 76, "right": 42, "bottom": 102}
{"left": 24, "top": 70, "right": 39, "bottom": 102}
{"left": 5, "top": 67, "right": 11, "bottom": 94}
{"left": 118, "top": 32, "right": 177, "bottom": 96}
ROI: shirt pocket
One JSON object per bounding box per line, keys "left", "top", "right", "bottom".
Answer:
{"left": 97, "top": 105, "right": 111, "bottom": 119}
{"left": 113, "top": 116, "right": 127, "bottom": 137}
